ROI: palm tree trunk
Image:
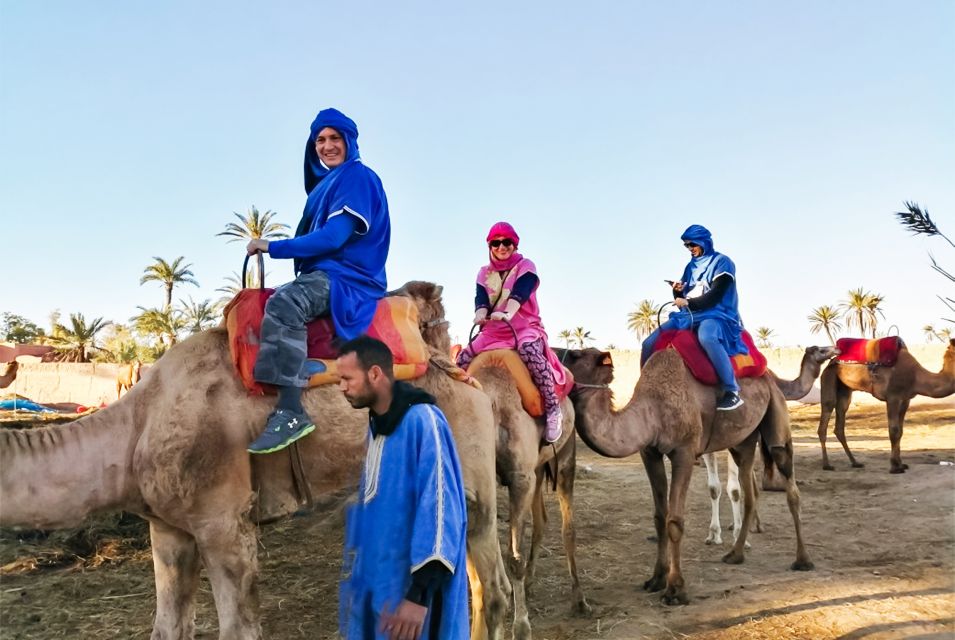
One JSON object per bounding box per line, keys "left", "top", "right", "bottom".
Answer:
{"left": 165, "top": 284, "right": 173, "bottom": 310}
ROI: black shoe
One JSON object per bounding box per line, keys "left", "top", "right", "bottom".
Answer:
{"left": 248, "top": 409, "right": 315, "bottom": 454}
{"left": 717, "top": 391, "right": 744, "bottom": 411}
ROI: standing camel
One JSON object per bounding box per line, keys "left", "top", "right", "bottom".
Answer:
{"left": 1, "top": 281, "right": 509, "bottom": 640}
{"left": 703, "top": 345, "right": 839, "bottom": 546}
{"left": 116, "top": 360, "right": 142, "bottom": 399}
{"left": 560, "top": 348, "right": 813, "bottom": 605}
{"left": 0, "top": 360, "right": 18, "bottom": 389}
{"left": 818, "top": 338, "right": 955, "bottom": 473}
{"left": 411, "top": 285, "right": 589, "bottom": 638}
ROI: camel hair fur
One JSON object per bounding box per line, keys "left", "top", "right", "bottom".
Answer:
{"left": 702, "top": 345, "right": 839, "bottom": 548}
{"left": 423, "top": 316, "right": 588, "bottom": 638}
{"left": 116, "top": 360, "right": 143, "bottom": 399}
{"left": 559, "top": 347, "right": 814, "bottom": 606}
{"left": 0, "top": 281, "right": 510, "bottom": 640}
{"left": 0, "top": 360, "right": 18, "bottom": 389}
{"left": 818, "top": 337, "right": 955, "bottom": 474}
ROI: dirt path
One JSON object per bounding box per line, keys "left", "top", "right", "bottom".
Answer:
{"left": 2, "top": 403, "right": 953, "bottom": 639}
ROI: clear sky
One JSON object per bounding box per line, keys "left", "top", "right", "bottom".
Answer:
{"left": 2, "top": 1, "right": 953, "bottom": 349}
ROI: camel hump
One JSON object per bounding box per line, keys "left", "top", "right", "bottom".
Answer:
{"left": 835, "top": 336, "right": 904, "bottom": 367}
{"left": 467, "top": 349, "right": 574, "bottom": 417}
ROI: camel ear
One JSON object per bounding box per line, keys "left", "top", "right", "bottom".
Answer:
{"left": 432, "top": 284, "right": 443, "bottom": 301}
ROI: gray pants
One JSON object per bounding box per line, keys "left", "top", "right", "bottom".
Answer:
{"left": 253, "top": 270, "right": 331, "bottom": 387}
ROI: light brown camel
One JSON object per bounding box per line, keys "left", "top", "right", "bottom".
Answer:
{"left": 424, "top": 320, "right": 589, "bottom": 638}
{"left": 116, "top": 360, "right": 142, "bottom": 399}
{"left": 702, "top": 345, "right": 840, "bottom": 546}
{"left": 559, "top": 347, "right": 813, "bottom": 605}
{"left": 0, "top": 360, "right": 18, "bottom": 389}
{"left": 818, "top": 338, "right": 955, "bottom": 473}
{"left": 0, "top": 281, "right": 509, "bottom": 640}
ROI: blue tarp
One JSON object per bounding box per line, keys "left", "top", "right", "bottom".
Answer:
{"left": 0, "top": 399, "right": 56, "bottom": 412}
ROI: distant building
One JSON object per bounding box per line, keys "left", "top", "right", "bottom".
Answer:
{"left": 0, "top": 342, "right": 56, "bottom": 363}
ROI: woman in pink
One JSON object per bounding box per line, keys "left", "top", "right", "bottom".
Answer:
{"left": 456, "top": 222, "right": 566, "bottom": 443}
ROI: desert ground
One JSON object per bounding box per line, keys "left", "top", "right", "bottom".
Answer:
{"left": 1, "top": 401, "right": 953, "bottom": 639}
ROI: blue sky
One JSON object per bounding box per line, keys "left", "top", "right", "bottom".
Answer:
{"left": 2, "top": 1, "right": 953, "bottom": 349}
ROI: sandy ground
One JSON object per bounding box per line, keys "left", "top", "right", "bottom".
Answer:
{"left": 1, "top": 402, "right": 953, "bottom": 639}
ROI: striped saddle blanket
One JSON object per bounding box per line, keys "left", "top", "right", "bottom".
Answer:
{"left": 835, "top": 336, "right": 903, "bottom": 367}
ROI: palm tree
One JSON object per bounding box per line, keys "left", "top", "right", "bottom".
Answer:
{"left": 132, "top": 306, "right": 186, "bottom": 346}
{"left": 626, "top": 299, "right": 659, "bottom": 340}
{"left": 141, "top": 256, "right": 199, "bottom": 310}
{"left": 755, "top": 326, "right": 775, "bottom": 349}
{"left": 864, "top": 292, "right": 886, "bottom": 338}
{"left": 840, "top": 288, "right": 882, "bottom": 338}
{"left": 923, "top": 324, "right": 952, "bottom": 343}
{"left": 808, "top": 305, "right": 843, "bottom": 346}
{"left": 217, "top": 206, "right": 289, "bottom": 287}
{"left": 180, "top": 297, "right": 219, "bottom": 334}
{"left": 557, "top": 329, "right": 573, "bottom": 349}
{"left": 571, "top": 326, "right": 594, "bottom": 349}
{"left": 48, "top": 313, "right": 112, "bottom": 362}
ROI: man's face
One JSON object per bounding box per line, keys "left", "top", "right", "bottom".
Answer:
{"left": 314, "top": 127, "right": 347, "bottom": 168}
{"left": 337, "top": 352, "right": 377, "bottom": 409}
{"left": 684, "top": 241, "right": 704, "bottom": 258}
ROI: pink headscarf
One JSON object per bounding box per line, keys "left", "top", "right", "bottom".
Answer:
{"left": 486, "top": 221, "right": 524, "bottom": 270}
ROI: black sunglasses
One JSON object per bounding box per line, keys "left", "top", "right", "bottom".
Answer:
{"left": 489, "top": 239, "right": 514, "bottom": 248}
{"left": 683, "top": 242, "right": 698, "bottom": 248}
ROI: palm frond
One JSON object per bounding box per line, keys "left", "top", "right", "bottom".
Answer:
{"left": 895, "top": 201, "right": 954, "bottom": 248}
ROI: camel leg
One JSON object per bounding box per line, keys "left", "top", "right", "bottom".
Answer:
{"left": 722, "top": 439, "right": 758, "bottom": 564}
{"left": 466, "top": 489, "right": 508, "bottom": 640}
{"left": 640, "top": 448, "right": 669, "bottom": 593}
{"left": 887, "top": 397, "right": 911, "bottom": 473}
{"left": 554, "top": 439, "right": 591, "bottom": 615}
{"left": 662, "top": 446, "right": 695, "bottom": 605}
{"left": 505, "top": 470, "right": 536, "bottom": 640}
{"left": 818, "top": 366, "right": 837, "bottom": 470}
{"left": 770, "top": 442, "right": 814, "bottom": 570}
{"left": 833, "top": 387, "right": 862, "bottom": 468}
{"left": 526, "top": 471, "right": 546, "bottom": 595}
{"left": 701, "top": 452, "right": 723, "bottom": 545}
{"left": 148, "top": 519, "right": 201, "bottom": 640}
{"left": 193, "top": 515, "right": 262, "bottom": 640}
{"left": 725, "top": 452, "right": 752, "bottom": 548}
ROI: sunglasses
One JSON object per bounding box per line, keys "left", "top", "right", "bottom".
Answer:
{"left": 489, "top": 239, "right": 514, "bottom": 248}
{"left": 683, "top": 242, "right": 699, "bottom": 248}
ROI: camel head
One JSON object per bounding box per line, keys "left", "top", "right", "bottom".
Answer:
{"left": 553, "top": 348, "right": 615, "bottom": 389}
{"left": 133, "top": 360, "right": 142, "bottom": 381}
{"left": 388, "top": 280, "right": 451, "bottom": 355}
{"left": 0, "top": 360, "right": 19, "bottom": 389}
{"left": 806, "top": 345, "right": 840, "bottom": 365}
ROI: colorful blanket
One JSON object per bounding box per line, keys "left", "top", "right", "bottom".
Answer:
{"left": 224, "top": 290, "right": 429, "bottom": 395}
{"left": 652, "top": 329, "right": 767, "bottom": 386}
{"left": 466, "top": 349, "right": 575, "bottom": 418}
{"left": 835, "top": 336, "right": 904, "bottom": 367}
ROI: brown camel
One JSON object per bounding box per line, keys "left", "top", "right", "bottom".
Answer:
{"left": 703, "top": 345, "right": 840, "bottom": 546}
{"left": 559, "top": 347, "right": 813, "bottom": 605}
{"left": 413, "top": 290, "right": 589, "bottom": 637}
{"left": 0, "top": 360, "right": 18, "bottom": 389}
{"left": 0, "top": 281, "right": 509, "bottom": 640}
{"left": 116, "top": 360, "right": 142, "bottom": 399}
{"left": 818, "top": 338, "right": 955, "bottom": 473}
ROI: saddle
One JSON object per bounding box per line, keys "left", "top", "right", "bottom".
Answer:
{"left": 223, "top": 289, "right": 429, "bottom": 395}
{"left": 835, "top": 336, "right": 904, "bottom": 367}
{"left": 466, "top": 349, "right": 574, "bottom": 417}
{"left": 652, "top": 329, "right": 767, "bottom": 386}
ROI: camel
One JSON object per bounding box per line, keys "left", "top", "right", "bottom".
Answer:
{"left": 427, "top": 323, "right": 588, "bottom": 637}
{"left": 116, "top": 360, "right": 142, "bottom": 399}
{"left": 0, "top": 360, "right": 18, "bottom": 389}
{"left": 818, "top": 338, "right": 955, "bottom": 473}
{"left": 702, "top": 345, "right": 839, "bottom": 547}
{"left": 559, "top": 347, "right": 813, "bottom": 605}
{"left": 0, "top": 281, "right": 509, "bottom": 640}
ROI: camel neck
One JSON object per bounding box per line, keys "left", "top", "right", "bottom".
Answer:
{"left": 573, "top": 386, "right": 658, "bottom": 458}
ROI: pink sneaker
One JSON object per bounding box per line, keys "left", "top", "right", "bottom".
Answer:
{"left": 544, "top": 407, "right": 563, "bottom": 443}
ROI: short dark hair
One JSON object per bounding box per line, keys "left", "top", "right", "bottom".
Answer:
{"left": 338, "top": 335, "right": 395, "bottom": 380}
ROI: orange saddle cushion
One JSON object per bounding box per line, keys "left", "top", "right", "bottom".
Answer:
{"left": 466, "top": 349, "right": 574, "bottom": 418}
{"left": 224, "top": 289, "right": 429, "bottom": 395}
{"left": 835, "top": 336, "right": 903, "bottom": 367}
{"left": 653, "top": 329, "right": 767, "bottom": 386}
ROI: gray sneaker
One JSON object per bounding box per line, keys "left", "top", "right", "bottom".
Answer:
{"left": 717, "top": 391, "right": 744, "bottom": 411}
{"left": 248, "top": 409, "right": 315, "bottom": 454}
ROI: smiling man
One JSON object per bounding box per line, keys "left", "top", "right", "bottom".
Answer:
{"left": 246, "top": 108, "right": 391, "bottom": 453}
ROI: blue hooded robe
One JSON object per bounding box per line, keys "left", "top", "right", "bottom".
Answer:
{"left": 667, "top": 224, "right": 748, "bottom": 357}
{"left": 340, "top": 401, "right": 469, "bottom": 639}
{"left": 268, "top": 108, "right": 390, "bottom": 340}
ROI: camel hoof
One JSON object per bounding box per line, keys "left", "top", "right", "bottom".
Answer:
{"left": 791, "top": 559, "right": 815, "bottom": 571}
{"left": 890, "top": 466, "right": 906, "bottom": 474}
{"left": 513, "top": 618, "right": 532, "bottom": 640}
{"left": 704, "top": 535, "right": 721, "bottom": 546}
{"left": 851, "top": 461, "right": 865, "bottom": 468}
{"left": 643, "top": 575, "right": 666, "bottom": 592}
{"left": 721, "top": 551, "right": 745, "bottom": 565}
{"left": 822, "top": 464, "right": 835, "bottom": 471}
{"left": 573, "top": 598, "right": 594, "bottom": 617}
{"left": 661, "top": 589, "right": 689, "bottom": 606}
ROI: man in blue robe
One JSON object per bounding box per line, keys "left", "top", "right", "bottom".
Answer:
{"left": 247, "top": 108, "right": 391, "bottom": 453}
{"left": 641, "top": 224, "right": 748, "bottom": 410}
{"left": 336, "top": 336, "right": 469, "bottom": 640}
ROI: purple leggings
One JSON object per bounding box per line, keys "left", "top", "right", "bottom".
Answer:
{"left": 457, "top": 337, "right": 560, "bottom": 419}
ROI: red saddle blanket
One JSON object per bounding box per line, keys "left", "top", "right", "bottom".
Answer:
{"left": 653, "top": 329, "right": 767, "bottom": 386}
{"left": 835, "top": 336, "right": 903, "bottom": 367}
{"left": 223, "top": 289, "right": 429, "bottom": 395}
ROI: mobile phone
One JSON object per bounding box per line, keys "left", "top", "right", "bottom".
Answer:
{"left": 664, "top": 279, "right": 676, "bottom": 286}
